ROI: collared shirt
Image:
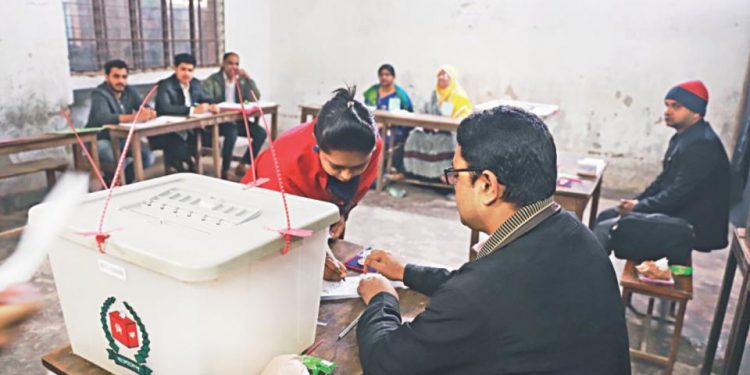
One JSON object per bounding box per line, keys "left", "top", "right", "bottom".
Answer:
{"left": 180, "top": 82, "right": 192, "bottom": 106}
{"left": 477, "top": 197, "right": 557, "bottom": 259}
{"left": 224, "top": 73, "right": 236, "bottom": 103}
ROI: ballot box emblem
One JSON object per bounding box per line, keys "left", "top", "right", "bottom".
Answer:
{"left": 100, "top": 296, "right": 152, "bottom": 375}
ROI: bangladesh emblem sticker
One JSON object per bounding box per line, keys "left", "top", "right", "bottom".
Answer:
{"left": 100, "top": 296, "right": 152, "bottom": 375}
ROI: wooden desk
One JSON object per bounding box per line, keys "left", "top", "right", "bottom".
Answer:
{"left": 0, "top": 131, "right": 101, "bottom": 182}
{"left": 468, "top": 154, "right": 606, "bottom": 258}
{"left": 702, "top": 228, "right": 750, "bottom": 375}
{"left": 42, "top": 239, "right": 430, "bottom": 374}
{"left": 106, "top": 103, "right": 279, "bottom": 185}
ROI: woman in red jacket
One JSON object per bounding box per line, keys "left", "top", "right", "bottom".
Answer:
{"left": 241, "top": 86, "right": 383, "bottom": 280}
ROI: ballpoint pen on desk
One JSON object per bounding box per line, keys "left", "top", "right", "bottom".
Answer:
{"left": 338, "top": 310, "right": 364, "bottom": 341}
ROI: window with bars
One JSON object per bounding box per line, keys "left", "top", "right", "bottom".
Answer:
{"left": 63, "top": 0, "right": 223, "bottom": 73}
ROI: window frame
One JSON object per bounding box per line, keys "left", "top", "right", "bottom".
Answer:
{"left": 63, "top": 0, "right": 224, "bottom": 74}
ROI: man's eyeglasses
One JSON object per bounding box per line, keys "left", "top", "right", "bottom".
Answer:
{"left": 443, "top": 167, "right": 483, "bottom": 186}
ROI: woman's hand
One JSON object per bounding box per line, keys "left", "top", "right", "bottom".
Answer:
{"left": 329, "top": 217, "right": 346, "bottom": 239}
{"left": 323, "top": 254, "right": 348, "bottom": 281}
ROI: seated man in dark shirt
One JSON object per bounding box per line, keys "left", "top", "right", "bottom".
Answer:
{"left": 86, "top": 59, "right": 157, "bottom": 183}
{"left": 594, "top": 80, "right": 730, "bottom": 261}
{"left": 202, "top": 52, "right": 266, "bottom": 179}
{"left": 357, "top": 106, "right": 631, "bottom": 375}
{"left": 153, "top": 53, "right": 218, "bottom": 173}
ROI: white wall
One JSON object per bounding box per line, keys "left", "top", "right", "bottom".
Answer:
{"left": 1, "top": 0, "right": 748, "bottom": 197}
{"left": 0, "top": 0, "right": 73, "bottom": 198}
{"left": 261, "top": 0, "right": 750, "bottom": 192}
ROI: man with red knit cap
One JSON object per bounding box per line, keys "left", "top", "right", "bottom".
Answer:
{"left": 594, "top": 80, "right": 730, "bottom": 266}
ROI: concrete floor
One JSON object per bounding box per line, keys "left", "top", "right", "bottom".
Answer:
{"left": 1, "top": 176, "right": 750, "bottom": 374}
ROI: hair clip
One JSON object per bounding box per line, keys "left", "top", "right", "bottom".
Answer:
{"left": 346, "top": 100, "right": 354, "bottom": 108}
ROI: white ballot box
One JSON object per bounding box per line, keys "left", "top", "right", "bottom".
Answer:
{"left": 30, "top": 173, "right": 339, "bottom": 375}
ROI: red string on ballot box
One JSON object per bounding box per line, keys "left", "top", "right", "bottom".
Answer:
{"left": 94, "top": 85, "right": 159, "bottom": 253}
{"left": 61, "top": 109, "right": 109, "bottom": 190}
{"left": 232, "top": 70, "right": 312, "bottom": 254}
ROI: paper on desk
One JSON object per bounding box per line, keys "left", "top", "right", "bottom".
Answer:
{"left": 188, "top": 112, "right": 214, "bottom": 118}
{"left": 120, "top": 116, "right": 186, "bottom": 127}
{"left": 321, "top": 276, "right": 406, "bottom": 301}
{"left": 217, "top": 101, "right": 276, "bottom": 112}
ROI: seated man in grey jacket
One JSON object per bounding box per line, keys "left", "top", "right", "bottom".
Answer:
{"left": 86, "top": 59, "right": 157, "bottom": 183}
{"left": 357, "top": 106, "right": 631, "bottom": 375}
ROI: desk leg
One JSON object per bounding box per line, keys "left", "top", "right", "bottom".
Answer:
{"left": 195, "top": 131, "right": 204, "bottom": 176}
{"left": 271, "top": 111, "right": 278, "bottom": 140}
{"left": 722, "top": 268, "right": 750, "bottom": 375}
{"left": 702, "top": 249, "right": 738, "bottom": 374}
{"left": 72, "top": 144, "right": 84, "bottom": 171}
{"left": 375, "top": 123, "right": 388, "bottom": 192}
{"left": 589, "top": 178, "right": 603, "bottom": 229}
{"left": 131, "top": 139, "right": 144, "bottom": 182}
{"left": 109, "top": 135, "right": 126, "bottom": 187}
{"left": 90, "top": 139, "right": 101, "bottom": 176}
{"left": 385, "top": 128, "right": 396, "bottom": 174}
{"left": 212, "top": 125, "right": 221, "bottom": 178}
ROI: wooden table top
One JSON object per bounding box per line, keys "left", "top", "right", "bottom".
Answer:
{"left": 314, "top": 240, "right": 429, "bottom": 374}
{"left": 42, "top": 239, "right": 430, "bottom": 374}
{"left": 104, "top": 103, "right": 279, "bottom": 135}
{"left": 556, "top": 153, "right": 606, "bottom": 199}
{"left": 621, "top": 260, "right": 693, "bottom": 300}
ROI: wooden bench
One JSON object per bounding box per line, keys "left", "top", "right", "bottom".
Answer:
{"left": 0, "top": 157, "right": 68, "bottom": 185}
{"left": 0, "top": 158, "right": 68, "bottom": 240}
{"left": 621, "top": 260, "right": 693, "bottom": 375}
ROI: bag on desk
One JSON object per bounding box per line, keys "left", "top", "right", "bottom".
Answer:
{"left": 610, "top": 212, "right": 695, "bottom": 266}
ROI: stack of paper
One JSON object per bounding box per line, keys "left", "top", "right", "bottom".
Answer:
{"left": 320, "top": 276, "right": 406, "bottom": 301}
{"left": 119, "top": 116, "right": 186, "bottom": 128}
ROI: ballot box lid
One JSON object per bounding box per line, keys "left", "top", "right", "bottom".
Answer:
{"left": 32, "top": 173, "right": 339, "bottom": 282}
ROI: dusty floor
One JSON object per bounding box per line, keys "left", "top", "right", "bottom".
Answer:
{"left": 1, "top": 175, "right": 749, "bottom": 374}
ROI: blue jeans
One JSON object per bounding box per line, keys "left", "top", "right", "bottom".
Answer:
{"left": 97, "top": 139, "right": 155, "bottom": 169}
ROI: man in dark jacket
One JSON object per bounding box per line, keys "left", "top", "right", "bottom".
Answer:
{"left": 594, "top": 80, "right": 730, "bottom": 259}
{"left": 153, "top": 53, "right": 218, "bottom": 172}
{"left": 86, "top": 59, "right": 156, "bottom": 182}
{"left": 202, "top": 52, "right": 265, "bottom": 179}
{"left": 357, "top": 107, "right": 631, "bottom": 375}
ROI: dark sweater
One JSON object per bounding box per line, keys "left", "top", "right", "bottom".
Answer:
{"left": 634, "top": 120, "right": 730, "bottom": 250}
{"left": 357, "top": 211, "right": 631, "bottom": 375}
{"left": 86, "top": 83, "right": 144, "bottom": 139}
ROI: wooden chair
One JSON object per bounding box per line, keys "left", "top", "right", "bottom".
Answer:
{"left": 621, "top": 260, "right": 693, "bottom": 375}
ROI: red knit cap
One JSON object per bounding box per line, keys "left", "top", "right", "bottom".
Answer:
{"left": 665, "top": 80, "right": 709, "bottom": 116}
{"left": 677, "top": 80, "right": 709, "bottom": 101}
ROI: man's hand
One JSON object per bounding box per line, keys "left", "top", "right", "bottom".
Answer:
{"left": 329, "top": 217, "right": 346, "bottom": 239}
{"left": 323, "top": 253, "right": 347, "bottom": 281}
{"left": 194, "top": 103, "right": 211, "bottom": 114}
{"left": 358, "top": 274, "right": 398, "bottom": 305}
{"left": 364, "top": 250, "right": 405, "bottom": 281}
{"left": 136, "top": 108, "right": 156, "bottom": 122}
{"left": 0, "top": 285, "right": 40, "bottom": 348}
{"left": 208, "top": 104, "right": 220, "bottom": 114}
{"left": 617, "top": 199, "right": 638, "bottom": 215}
{"left": 238, "top": 68, "right": 251, "bottom": 80}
